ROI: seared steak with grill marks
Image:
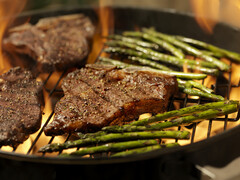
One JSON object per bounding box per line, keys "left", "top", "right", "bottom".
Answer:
{"left": 3, "top": 14, "right": 95, "bottom": 72}
{"left": 0, "top": 67, "right": 43, "bottom": 147}
{"left": 44, "top": 64, "right": 178, "bottom": 136}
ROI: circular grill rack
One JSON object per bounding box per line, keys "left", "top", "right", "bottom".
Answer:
{"left": 0, "top": 7, "right": 240, "bottom": 167}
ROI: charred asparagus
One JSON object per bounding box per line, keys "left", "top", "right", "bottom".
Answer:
{"left": 60, "top": 139, "right": 158, "bottom": 157}
{"left": 39, "top": 130, "right": 190, "bottom": 153}
{"left": 111, "top": 143, "right": 180, "bottom": 157}
{"left": 176, "top": 35, "right": 240, "bottom": 62}
{"left": 141, "top": 28, "right": 230, "bottom": 71}
{"left": 102, "top": 103, "right": 238, "bottom": 133}
{"left": 113, "top": 100, "right": 238, "bottom": 126}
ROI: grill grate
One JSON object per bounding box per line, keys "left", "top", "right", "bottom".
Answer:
{"left": 1, "top": 47, "right": 240, "bottom": 158}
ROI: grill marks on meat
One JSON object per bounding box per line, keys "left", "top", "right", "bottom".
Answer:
{"left": 0, "top": 67, "right": 43, "bottom": 147}
{"left": 3, "top": 14, "right": 95, "bottom": 72}
{"left": 44, "top": 64, "right": 178, "bottom": 136}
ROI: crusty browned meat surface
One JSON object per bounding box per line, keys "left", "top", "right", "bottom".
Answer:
{"left": 44, "top": 64, "right": 178, "bottom": 136}
{"left": 0, "top": 67, "right": 43, "bottom": 147}
{"left": 3, "top": 14, "right": 95, "bottom": 72}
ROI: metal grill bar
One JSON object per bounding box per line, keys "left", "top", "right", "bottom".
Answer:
{"left": 26, "top": 70, "right": 67, "bottom": 154}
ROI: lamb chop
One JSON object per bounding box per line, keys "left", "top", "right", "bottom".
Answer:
{"left": 3, "top": 14, "right": 95, "bottom": 72}
{"left": 0, "top": 67, "right": 43, "bottom": 147}
{"left": 44, "top": 64, "right": 178, "bottom": 136}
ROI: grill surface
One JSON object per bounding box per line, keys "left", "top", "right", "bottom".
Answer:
{"left": 0, "top": 7, "right": 240, "bottom": 166}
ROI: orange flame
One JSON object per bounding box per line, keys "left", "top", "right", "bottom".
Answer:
{"left": 191, "top": 0, "right": 240, "bottom": 33}
{"left": 190, "top": 0, "right": 219, "bottom": 34}
{"left": 87, "top": 0, "right": 114, "bottom": 63}
{"left": 0, "top": 0, "right": 27, "bottom": 72}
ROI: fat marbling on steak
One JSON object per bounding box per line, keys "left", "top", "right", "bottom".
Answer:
{"left": 3, "top": 14, "right": 95, "bottom": 72}
{"left": 44, "top": 64, "right": 178, "bottom": 136}
{"left": 0, "top": 67, "right": 43, "bottom": 147}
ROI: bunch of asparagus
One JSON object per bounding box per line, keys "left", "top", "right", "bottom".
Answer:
{"left": 100, "top": 28, "right": 240, "bottom": 101}
{"left": 39, "top": 100, "right": 238, "bottom": 157}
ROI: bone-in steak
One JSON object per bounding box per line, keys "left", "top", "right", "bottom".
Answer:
{"left": 0, "top": 67, "right": 43, "bottom": 147}
{"left": 3, "top": 14, "right": 95, "bottom": 72}
{"left": 44, "top": 64, "right": 178, "bottom": 136}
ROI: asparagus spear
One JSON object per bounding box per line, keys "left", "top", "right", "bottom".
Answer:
{"left": 142, "top": 28, "right": 230, "bottom": 71}
{"left": 127, "top": 56, "right": 172, "bottom": 71}
{"left": 114, "top": 32, "right": 185, "bottom": 58}
{"left": 108, "top": 34, "right": 159, "bottom": 50}
{"left": 176, "top": 35, "right": 240, "bottom": 63}
{"left": 39, "top": 130, "right": 190, "bottom": 153}
{"left": 102, "top": 103, "right": 238, "bottom": 133}
{"left": 60, "top": 139, "right": 158, "bottom": 157}
{"left": 141, "top": 33, "right": 185, "bottom": 58}
{"left": 116, "top": 100, "right": 238, "bottom": 126}
{"left": 111, "top": 143, "right": 180, "bottom": 157}
{"left": 125, "top": 55, "right": 219, "bottom": 76}
{"left": 77, "top": 131, "right": 107, "bottom": 139}
{"left": 99, "top": 57, "right": 207, "bottom": 80}
{"left": 105, "top": 41, "right": 218, "bottom": 69}
{"left": 178, "top": 85, "right": 224, "bottom": 101}
{"left": 200, "top": 50, "right": 224, "bottom": 58}
{"left": 177, "top": 79, "right": 214, "bottom": 94}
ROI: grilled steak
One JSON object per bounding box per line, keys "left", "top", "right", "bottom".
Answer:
{"left": 44, "top": 64, "right": 178, "bottom": 136}
{"left": 0, "top": 67, "right": 43, "bottom": 147}
{"left": 3, "top": 14, "right": 95, "bottom": 72}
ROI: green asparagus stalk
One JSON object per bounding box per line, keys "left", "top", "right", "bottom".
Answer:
{"left": 120, "top": 100, "right": 238, "bottom": 126}
{"left": 108, "top": 34, "right": 160, "bottom": 50}
{"left": 127, "top": 56, "right": 172, "bottom": 71}
{"left": 60, "top": 139, "right": 158, "bottom": 157}
{"left": 142, "top": 33, "right": 185, "bottom": 58}
{"left": 176, "top": 35, "right": 240, "bottom": 62}
{"left": 99, "top": 57, "right": 207, "bottom": 80}
{"left": 179, "top": 85, "right": 224, "bottom": 101}
{"left": 125, "top": 55, "right": 219, "bottom": 76}
{"left": 177, "top": 79, "right": 214, "bottom": 94}
{"left": 39, "top": 130, "right": 190, "bottom": 153}
{"left": 105, "top": 41, "right": 218, "bottom": 69}
{"left": 104, "top": 46, "right": 218, "bottom": 71}
{"left": 142, "top": 28, "right": 230, "bottom": 71}
{"left": 200, "top": 50, "right": 224, "bottom": 58}
{"left": 111, "top": 143, "right": 180, "bottom": 157}
{"left": 98, "top": 57, "right": 133, "bottom": 68}
{"left": 77, "top": 131, "right": 107, "bottom": 139}
{"left": 117, "top": 32, "right": 185, "bottom": 58}
{"left": 102, "top": 103, "right": 238, "bottom": 133}
{"left": 105, "top": 42, "right": 219, "bottom": 75}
